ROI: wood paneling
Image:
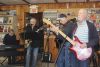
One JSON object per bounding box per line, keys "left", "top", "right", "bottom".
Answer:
{"left": 0, "top": 5, "right": 29, "bottom": 32}
{"left": 38, "top": 2, "right": 100, "bottom": 12}
{"left": 0, "top": 5, "right": 29, "bottom": 44}
{"left": 0, "top": 2, "right": 99, "bottom": 29}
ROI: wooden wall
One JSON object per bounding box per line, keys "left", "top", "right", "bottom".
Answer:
{"left": 0, "top": 5, "right": 29, "bottom": 32}
{"left": 38, "top": 2, "right": 100, "bottom": 12}
{"left": 0, "top": 2, "right": 99, "bottom": 30}
{"left": 0, "top": 5, "right": 29, "bottom": 42}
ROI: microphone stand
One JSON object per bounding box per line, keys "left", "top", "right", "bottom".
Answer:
{"left": 55, "top": 40, "right": 66, "bottom": 65}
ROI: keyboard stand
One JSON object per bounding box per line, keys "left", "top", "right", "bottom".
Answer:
{"left": 0, "top": 57, "right": 8, "bottom": 65}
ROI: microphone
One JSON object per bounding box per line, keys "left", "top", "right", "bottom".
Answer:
{"left": 69, "top": 17, "right": 77, "bottom": 23}
{"left": 36, "top": 26, "right": 44, "bottom": 32}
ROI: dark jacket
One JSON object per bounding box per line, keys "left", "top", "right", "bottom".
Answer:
{"left": 55, "top": 22, "right": 68, "bottom": 48}
{"left": 25, "top": 24, "right": 43, "bottom": 48}
{"left": 3, "top": 34, "right": 17, "bottom": 45}
{"left": 58, "top": 21, "right": 99, "bottom": 48}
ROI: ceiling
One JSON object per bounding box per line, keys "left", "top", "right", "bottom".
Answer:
{"left": 0, "top": 0, "right": 99, "bottom": 5}
{"left": 0, "top": 0, "right": 27, "bottom": 5}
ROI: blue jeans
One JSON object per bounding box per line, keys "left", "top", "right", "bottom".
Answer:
{"left": 25, "top": 45, "right": 39, "bottom": 67}
{"left": 56, "top": 42, "right": 89, "bottom": 67}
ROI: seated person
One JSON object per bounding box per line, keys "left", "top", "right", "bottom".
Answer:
{"left": 3, "top": 29, "right": 18, "bottom": 64}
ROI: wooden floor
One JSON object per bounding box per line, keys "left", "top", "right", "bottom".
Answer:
{"left": 0, "top": 54, "right": 99, "bottom": 67}
{"left": 0, "top": 61, "right": 99, "bottom": 67}
{"left": 0, "top": 57, "right": 55, "bottom": 67}
{"left": 0, "top": 62, "right": 99, "bottom": 67}
{"left": 0, "top": 62, "right": 55, "bottom": 67}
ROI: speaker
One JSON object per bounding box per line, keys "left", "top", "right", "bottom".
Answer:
{"left": 42, "top": 52, "right": 52, "bottom": 62}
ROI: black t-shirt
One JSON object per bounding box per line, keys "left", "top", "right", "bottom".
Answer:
{"left": 3, "top": 34, "right": 17, "bottom": 45}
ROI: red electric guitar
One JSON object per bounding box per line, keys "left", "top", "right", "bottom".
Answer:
{"left": 43, "top": 18, "right": 92, "bottom": 60}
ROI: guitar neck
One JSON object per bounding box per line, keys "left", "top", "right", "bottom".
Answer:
{"left": 43, "top": 18, "right": 75, "bottom": 46}
{"left": 50, "top": 22, "right": 75, "bottom": 46}
{"left": 58, "top": 28, "right": 75, "bottom": 46}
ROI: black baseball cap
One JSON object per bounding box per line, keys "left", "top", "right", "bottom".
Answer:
{"left": 59, "top": 14, "right": 67, "bottom": 18}
{"left": 57, "top": 14, "right": 67, "bottom": 20}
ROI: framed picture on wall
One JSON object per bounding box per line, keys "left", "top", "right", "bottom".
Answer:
{"left": 0, "top": 17, "right": 4, "bottom": 24}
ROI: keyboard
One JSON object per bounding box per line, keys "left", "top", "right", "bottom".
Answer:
{"left": 0, "top": 45, "right": 20, "bottom": 50}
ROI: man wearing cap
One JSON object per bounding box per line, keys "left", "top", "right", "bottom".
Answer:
{"left": 55, "top": 14, "right": 69, "bottom": 48}
{"left": 55, "top": 13, "right": 75, "bottom": 67}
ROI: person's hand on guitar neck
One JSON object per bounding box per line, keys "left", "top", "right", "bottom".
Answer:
{"left": 50, "top": 25, "right": 59, "bottom": 35}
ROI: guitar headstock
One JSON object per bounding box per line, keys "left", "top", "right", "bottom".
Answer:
{"left": 43, "top": 18, "right": 52, "bottom": 25}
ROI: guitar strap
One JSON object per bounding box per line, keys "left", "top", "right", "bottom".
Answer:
{"left": 72, "top": 24, "right": 77, "bottom": 39}
{"left": 64, "top": 23, "right": 77, "bottom": 47}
